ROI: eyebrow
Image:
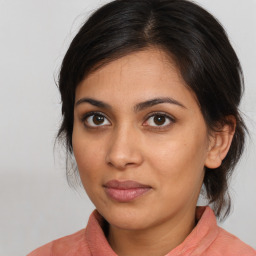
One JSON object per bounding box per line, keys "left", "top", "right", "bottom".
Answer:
{"left": 75, "top": 98, "right": 111, "bottom": 109}
{"left": 134, "top": 97, "right": 186, "bottom": 112}
{"left": 75, "top": 97, "right": 186, "bottom": 111}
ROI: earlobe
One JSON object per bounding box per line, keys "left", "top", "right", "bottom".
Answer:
{"left": 205, "top": 118, "right": 236, "bottom": 169}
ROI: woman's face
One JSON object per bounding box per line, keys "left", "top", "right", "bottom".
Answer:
{"left": 72, "top": 48, "right": 211, "bottom": 231}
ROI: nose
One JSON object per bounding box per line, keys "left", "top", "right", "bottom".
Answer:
{"left": 105, "top": 126, "right": 144, "bottom": 170}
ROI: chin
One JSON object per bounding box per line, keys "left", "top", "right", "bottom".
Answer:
{"left": 97, "top": 204, "right": 157, "bottom": 231}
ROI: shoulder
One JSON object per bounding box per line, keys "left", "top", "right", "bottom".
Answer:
{"left": 27, "top": 228, "right": 91, "bottom": 256}
{"left": 207, "top": 227, "right": 256, "bottom": 256}
{"left": 187, "top": 207, "right": 256, "bottom": 256}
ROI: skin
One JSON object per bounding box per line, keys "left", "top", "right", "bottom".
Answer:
{"left": 72, "top": 48, "right": 234, "bottom": 256}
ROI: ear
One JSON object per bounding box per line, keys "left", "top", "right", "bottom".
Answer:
{"left": 205, "top": 116, "right": 236, "bottom": 169}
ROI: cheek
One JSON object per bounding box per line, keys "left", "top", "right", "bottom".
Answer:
{"left": 72, "top": 131, "right": 103, "bottom": 183}
{"left": 146, "top": 127, "right": 208, "bottom": 182}
{"left": 146, "top": 137, "right": 206, "bottom": 208}
{"left": 72, "top": 136, "right": 107, "bottom": 205}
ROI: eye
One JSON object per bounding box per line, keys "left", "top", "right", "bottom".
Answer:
{"left": 82, "top": 112, "right": 111, "bottom": 127}
{"left": 144, "top": 113, "right": 174, "bottom": 127}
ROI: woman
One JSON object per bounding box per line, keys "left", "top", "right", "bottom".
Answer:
{"left": 28, "top": 0, "right": 256, "bottom": 255}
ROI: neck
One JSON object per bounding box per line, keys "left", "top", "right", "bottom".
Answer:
{"left": 107, "top": 207, "right": 196, "bottom": 256}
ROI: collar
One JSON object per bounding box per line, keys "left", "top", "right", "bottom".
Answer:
{"left": 85, "top": 206, "right": 219, "bottom": 256}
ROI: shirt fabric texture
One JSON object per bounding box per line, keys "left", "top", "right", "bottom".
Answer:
{"left": 27, "top": 206, "right": 256, "bottom": 256}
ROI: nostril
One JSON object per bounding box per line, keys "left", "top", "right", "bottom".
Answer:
{"left": 105, "top": 133, "right": 144, "bottom": 169}
{"left": 105, "top": 153, "right": 143, "bottom": 170}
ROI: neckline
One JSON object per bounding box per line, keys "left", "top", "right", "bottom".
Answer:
{"left": 85, "top": 206, "right": 218, "bottom": 256}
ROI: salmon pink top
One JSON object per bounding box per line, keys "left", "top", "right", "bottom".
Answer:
{"left": 27, "top": 206, "right": 256, "bottom": 256}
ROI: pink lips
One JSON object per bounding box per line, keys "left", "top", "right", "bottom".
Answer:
{"left": 104, "top": 180, "right": 152, "bottom": 202}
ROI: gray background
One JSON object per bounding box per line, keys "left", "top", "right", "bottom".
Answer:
{"left": 0, "top": 0, "right": 255, "bottom": 255}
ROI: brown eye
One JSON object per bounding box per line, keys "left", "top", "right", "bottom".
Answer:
{"left": 93, "top": 114, "right": 105, "bottom": 125}
{"left": 153, "top": 115, "right": 166, "bottom": 126}
{"left": 85, "top": 113, "right": 111, "bottom": 127}
{"left": 145, "top": 113, "right": 173, "bottom": 127}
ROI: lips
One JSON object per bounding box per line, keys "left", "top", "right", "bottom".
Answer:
{"left": 103, "top": 180, "right": 152, "bottom": 202}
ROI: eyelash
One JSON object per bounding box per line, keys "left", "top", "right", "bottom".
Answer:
{"left": 144, "top": 112, "right": 175, "bottom": 129}
{"left": 80, "top": 111, "right": 175, "bottom": 130}
{"left": 81, "top": 111, "right": 111, "bottom": 129}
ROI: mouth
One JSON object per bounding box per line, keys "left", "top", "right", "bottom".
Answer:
{"left": 103, "top": 180, "right": 152, "bottom": 202}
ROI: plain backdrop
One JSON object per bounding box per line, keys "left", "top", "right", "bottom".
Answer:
{"left": 0, "top": 0, "right": 255, "bottom": 255}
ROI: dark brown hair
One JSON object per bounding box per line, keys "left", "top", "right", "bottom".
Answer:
{"left": 57, "top": 0, "right": 247, "bottom": 218}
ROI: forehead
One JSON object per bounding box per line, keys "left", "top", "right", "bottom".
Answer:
{"left": 75, "top": 48, "right": 195, "bottom": 108}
